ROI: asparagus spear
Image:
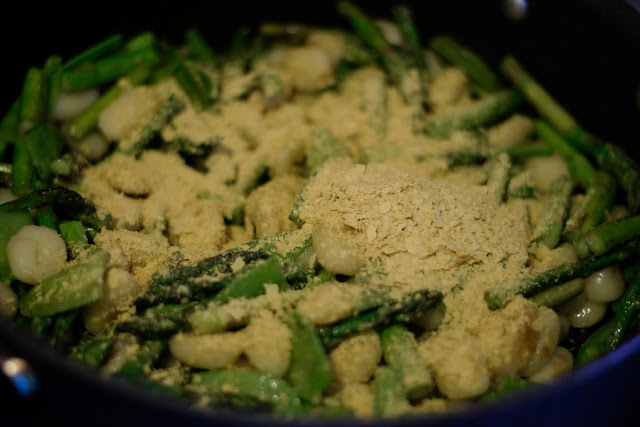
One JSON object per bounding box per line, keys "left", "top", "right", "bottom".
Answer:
{"left": 500, "top": 56, "right": 640, "bottom": 213}
{"left": 576, "top": 266, "right": 640, "bottom": 366}
{"left": 373, "top": 366, "right": 411, "bottom": 417}
{"left": 391, "top": 5, "right": 430, "bottom": 101}
{"left": 380, "top": 324, "right": 434, "bottom": 401}
{"left": 535, "top": 120, "right": 595, "bottom": 189}
{"left": 285, "top": 311, "right": 332, "bottom": 405}
{"left": 579, "top": 215, "right": 640, "bottom": 257}
{"left": 189, "top": 369, "right": 307, "bottom": 415}
{"left": 66, "top": 63, "right": 154, "bottom": 141}
{"left": 61, "top": 45, "right": 159, "bottom": 92}
{"left": 529, "top": 278, "right": 584, "bottom": 308}
{"left": 20, "top": 248, "right": 110, "bottom": 318}
{"left": 172, "top": 61, "right": 214, "bottom": 111}
{"left": 307, "top": 126, "right": 350, "bottom": 174}
{"left": 484, "top": 243, "right": 639, "bottom": 309}
{"left": 12, "top": 68, "right": 47, "bottom": 196}
{"left": 0, "top": 99, "right": 20, "bottom": 159}
{"left": 62, "top": 34, "right": 124, "bottom": 71}
{"left": 317, "top": 289, "right": 442, "bottom": 349}
{"left": 566, "top": 171, "right": 617, "bottom": 257}
{"left": 185, "top": 29, "right": 219, "bottom": 65}
{"left": 115, "top": 303, "right": 195, "bottom": 339}
{"left": 531, "top": 175, "right": 573, "bottom": 249}
{"left": 338, "top": 1, "right": 425, "bottom": 132}
{"left": 428, "top": 35, "right": 503, "bottom": 93}
{"left": 424, "top": 90, "right": 522, "bottom": 139}
{"left": 0, "top": 185, "right": 111, "bottom": 231}
{"left": 485, "top": 152, "right": 511, "bottom": 204}
{"left": 72, "top": 336, "right": 115, "bottom": 368}
{"left": 59, "top": 220, "right": 90, "bottom": 258}
{"left": 478, "top": 376, "right": 533, "bottom": 402}
{"left": 135, "top": 250, "right": 270, "bottom": 308}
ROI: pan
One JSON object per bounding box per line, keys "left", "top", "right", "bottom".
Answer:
{"left": 1, "top": 1, "right": 639, "bottom": 425}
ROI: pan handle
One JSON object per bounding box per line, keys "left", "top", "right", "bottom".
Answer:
{"left": 0, "top": 354, "right": 39, "bottom": 398}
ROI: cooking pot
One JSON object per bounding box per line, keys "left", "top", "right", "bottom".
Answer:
{"left": 1, "top": 1, "right": 639, "bottom": 426}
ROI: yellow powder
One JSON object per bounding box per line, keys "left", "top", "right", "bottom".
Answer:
{"left": 296, "top": 158, "right": 530, "bottom": 291}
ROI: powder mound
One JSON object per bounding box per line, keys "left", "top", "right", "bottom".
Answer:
{"left": 297, "top": 159, "right": 529, "bottom": 276}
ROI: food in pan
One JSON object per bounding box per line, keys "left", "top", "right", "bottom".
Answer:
{"left": 1, "top": 1, "right": 639, "bottom": 418}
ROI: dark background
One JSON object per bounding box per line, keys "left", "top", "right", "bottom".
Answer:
{"left": 1, "top": 1, "right": 640, "bottom": 426}
{"left": 0, "top": 0, "right": 639, "bottom": 152}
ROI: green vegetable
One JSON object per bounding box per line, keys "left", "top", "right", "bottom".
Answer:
{"left": 317, "top": 289, "right": 442, "bottom": 348}
{"left": 579, "top": 215, "right": 640, "bottom": 257}
{"left": 189, "top": 369, "right": 307, "bottom": 415}
{"left": 380, "top": 324, "right": 434, "bottom": 401}
{"left": 61, "top": 45, "right": 159, "bottom": 92}
{"left": 501, "top": 56, "right": 640, "bottom": 213}
{"left": 424, "top": 90, "right": 522, "bottom": 139}
{"left": 535, "top": 120, "right": 595, "bottom": 189}
{"left": 285, "top": 311, "right": 332, "bottom": 404}
{"left": 429, "top": 34, "right": 503, "bottom": 93}
{"left": 485, "top": 243, "right": 639, "bottom": 309}
{"left": 20, "top": 248, "right": 110, "bottom": 318}
{"left": 66, "top": 63, "right": 154, "bottom": 141}
{"left": 531, "top": 175, "right": 573, "bottom": 249}
{"left": 373, "top": 366, "right": 411, "bottom": 417}
{"left": 576, "top": 267, "right": 640, "bottom": 366}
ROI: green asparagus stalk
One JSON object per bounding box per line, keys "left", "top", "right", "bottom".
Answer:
{"left": 576, "top": 266, "right": 640, "bottom": 366}
{"left": 500, "top": 56, "right": 578, "bottom": 137}
{"left": 307, "top": 126, "right": 350, "bottom": 174}
{"left": 485, "top": 152, "right": 511, "bottom": 204}
{"left": 429, "top": 35, "right": 503, "bottom": 93}
{"left": 338, "top": 1, "right": 425, "bottom": 132}
{"left": 360, "top": 68, "right": 388, "bottom": 141}
{"left": 566, "top": 171, "right": 617, "bottom": 257}
{"left": 501, "top": 142, "right": 554, "bottom": 158}
{"left": 424, "top": 90, "right": 522, "bottom": 139}
{"left": 135, "top": 250, "right": 270, "bottom": 308}
{"left": 484, "top": 243, "right": 639, "bottom": 309}
{"left": 59, "top": 220, "right": 90, "bottom": 258}
{"left": 20, "top": 248, "right": 110, "bottom": 318}
{"left": 0, "top": 99, "right": 20, "bottom": 159}
{"left": 478, "top": 376, "right": 533, "bottom": 402}
{"left": 380, "top": 324, "right": 434, "bottom": 401}
{"left": 72, "top": 336, "right": 115, "bottom": 368}
{"left": 0, "top": 185, "right": 111, "bottom": 231}
{"left": 534, "top": 120, "right": 595, "bottom": 189}
{"left": 50, "top": 310, "right": 82, "bottom": 351}
{"left": 115, "top": 303, "right": 195, "bottom": 339}
{"left": 172, "top": 61, "right": 214, "bottom": 110}
{"left": 185, "top": 29, "right": 219, "bottom": 66}
{"left": 66, "top": 63, "right": 153, "bottom": 141}
{"left": 579, "top": 215, "right": 640, "bottom": 257}
{"left": 189, "top": 369, "right": 307, "bottom": 415}
{"left": 500, "top": 56, "right": 640, "bottom": 213}
{"left": 62, "top": 34, "right": 124, "bottom": 71}
{"left": 391, "top": 4, "right": 430, "bottom": 101}
{"left": 373, "top": 366, "right": 411, "bottom": 417}
{"left": 531, "top": 175, "right": 573, "bottom": 249}
{"left": 61, "top": 45, "right": 159, "bottom": 92}
{"left": 43, "top": 56, "right": 63, "bottom": 121}
{"left": 317, "top": 289, "right": 442, "bottom": 349}
{"left": 117, "top": 340, "right": 167, "bottom": 380}
{"left": 529, "top": 278, "right": 584, "bottom": 308}
{"left": 285, "top": 311, "right": 332, "bottom": 404}
{"left": 25, "top": 124, "right": 64, "bottom": 181}
{"left": 337, "top": 1, "right": 405, "bottom": 87}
